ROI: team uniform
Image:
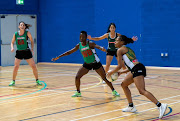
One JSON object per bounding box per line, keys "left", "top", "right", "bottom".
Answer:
{"left": 122, "top": 46, "right": 167, "bottom": 119}
{"left": 122, "top": 46, "right": 146, "bottom": 78}
{"left": 79, "top": 41, "right": 102, "bottom": 70}
{"left": 71, "top": 41, "right": 120, "bottom": 97}
{"left": 15, "top": 31, "right": 32, "bottom": 60}
{"left": 9, "top": 30, "right": 42, "bottom": 86}
{"left": 106, "top": 32, "right": 118, "bottom": 57}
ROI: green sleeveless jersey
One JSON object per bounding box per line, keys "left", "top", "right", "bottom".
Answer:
{"left": 79, "top": 42, "right": 96, "bottom": 64}
{"left": 123, "top": 47, "right": 138, "bottom": 70}
{"left": 107, "top": 32, "right": 118, "bottom": 51}
{"left": 15, "top": 31, "right": 28, "bottom": 50}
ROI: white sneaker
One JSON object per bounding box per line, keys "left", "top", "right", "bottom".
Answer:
{"left": 102, "top": 81, "right": 106, "bottom": 84}
{"left": 122, "top": 106, "right": 137, "bottom": 112}
{"left": 158, "top": 103, "right": 167, "bottom": 119}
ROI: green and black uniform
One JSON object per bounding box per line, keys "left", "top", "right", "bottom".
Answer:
{"left": 15, "top": 31, "right": 32, "bottom": 60}
{"left": 107, "top": 32, "right": 118, "bottom": 57}
{"left": 122, "top": 46, "right": 146, "bottom": 78}
{"left": 79, "top": 41, "right": 102, "bottom": 70}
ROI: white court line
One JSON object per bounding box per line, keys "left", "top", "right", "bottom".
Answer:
{"left": 0, "top": 69, "right": 99, "bottom": 84}
{"left": 0, "top": 72, "right": 78, "bottom": 83}
{"left": 104, "top": 100, "right": 180, "bottom": 121}
{"left": 0, "top": 80, "right": 104, "bottom": 103}
{"left": 71, "top": 95, "right": 180, "bottom": 121}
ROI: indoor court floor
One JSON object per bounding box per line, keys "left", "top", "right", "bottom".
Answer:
{"left": 0, "top": 63, "right": 179, "bottom": 121}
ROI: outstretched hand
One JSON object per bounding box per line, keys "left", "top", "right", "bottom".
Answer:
{"left": 87, "top": 35, "right": 92, "bottom": 40}
{"left": 101, "top": 47, "right": 106, "bottom": 52}
{"left": 51, "top": 57, "right": 59, "bottom": 62}
{"left": 132, "top": 36, "right": 138, "bottom": 41}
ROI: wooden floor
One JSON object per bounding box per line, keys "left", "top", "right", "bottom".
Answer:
{"left": 0, "top": 63, "right": 180, "bottom": 121}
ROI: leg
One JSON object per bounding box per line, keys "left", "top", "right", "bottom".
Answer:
{"left": 26, "top": 58, "right": 38, "bottom": 79}
{"left": 121, "top": 73, "right": 134, "bottom": 103}
{"left": 121, "top": 73, "right": 137, "bottom": 112}
{"left": 105, "top": 55, "right": 113, "bottom": 73}
{"left": 95, "top": 66, "right": 114, "bottom": 90}
{"left": 75, "top": 66, "right": 89, "bottom": 92}
{"left": 134, "top": 76, "right": 158, "bottom": 104}
{"left": 26, "top": 58, "right": 42, "bottom": 85}
{"left": 134, "top": 76, "right": 167, "bottom": 118}
{"left": 95, "top": 66, "right": 120, "bottom": 96}
{"left": 13, "top": 58, "right": 22, "bottom": 80}
{"left": 9, "top": 58, "right": 21, "bottom": 86}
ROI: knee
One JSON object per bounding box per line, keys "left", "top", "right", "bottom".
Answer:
{"left": 75, "top": 75, "right": 81, "bottom": 80}
{"left": 138, "top": 89, "right": 146, "bottom": 95}
{"left": 121, "top": 82, "right": 127, "bottom": 88}
{"left": 14, "top": 65, "right": 19, "bottom": 69}
{"left": 30, "top": 64, "right": 36, "bottom": 69}
{"left": 106, "top": 63, "right": 111, "bottom": 67}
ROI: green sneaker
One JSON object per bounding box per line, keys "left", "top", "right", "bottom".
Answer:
{"left": 71, "top": 92, "right": 81, "bottom": 97}
{"left": 36, "top": 80, "right": 42, "bottom": 86}
{"left": 112, "top": 90, "right": 120, "bottom": 97}
{"left": 9, "top": 81, "right": 15, "bottom": 86}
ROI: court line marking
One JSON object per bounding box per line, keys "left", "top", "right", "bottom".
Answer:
{"left": 70, "top": 96, "right": 180, "bottom": 121}
{"left": 0, "top": 73, "right": 105, "bottom": 104}
{"left": 152, "top": 112, "right": 180, "bottom": 121}
{"left": 142, "top": 107, "right": 172, "bottom": 121}
{"left": 17, "top": 95, "right": 140, "bottom": 121}
{"left": 0, "top": 80, "right": 100, "bottom": 98}
{"left": 0, "top": 82, "right": 100, "bottom": 104}
{"left": 104, "top": 101, "right": 179, "bottom": 121}
{"left": 0, "top": 81, "right": 47, "bottom": 101}
{"left": 0, "top": 71, "right": 179, "bottom": 104}
{"left": 0, "top": 65, "right": 179, "bottom": 120}
{"left": 19, "top": 98, "right": 180, "bottom": 121}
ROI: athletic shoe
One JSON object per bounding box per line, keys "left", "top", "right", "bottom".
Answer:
{"left": 158, "top": 103, "right": 167, "bottom": 119}
{"left": 122, "top": 106, "right": 137, "bottom": 112}
{"left": 112, "top": 90, "right": 120, "bottom": 97}
{"left": 36, "top": 80, "right": 42, "bottom": 86}
{"left": 72, "top": 92, "right": 81, "bottom": 97}
{"left": 9, "top": 81, "right": 15, "bottom": 86}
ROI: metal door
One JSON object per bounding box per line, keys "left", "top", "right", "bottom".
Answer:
{"left": 0, "top": 14, "right": 37, "bottom": 66}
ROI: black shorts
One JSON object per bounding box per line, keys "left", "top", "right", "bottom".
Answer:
{"left": 106, "top": 50, "right": 117, "bottom": 57}
{"left": 131, "top": 63, "right": 146, "bottom": 78}
{"left": 15, "top": 49, "right": 33, "bottom": 60}
{"left": 83, "top": 62, "right": 102, "bottom": 70}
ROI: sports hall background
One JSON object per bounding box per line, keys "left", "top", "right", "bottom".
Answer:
{"left": 0, "top": 0, "right": 180, "bottom": 67}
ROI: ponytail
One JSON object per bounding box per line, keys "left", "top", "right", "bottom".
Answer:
{"left": 121, "top": 35, "right": 134, "bottom": 45}
{"left": 19, "top": 21, "right": 32, "bottom": 29}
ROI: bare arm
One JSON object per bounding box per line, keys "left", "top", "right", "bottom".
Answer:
{"left": 107, "top": 47, "right": 127, "bottom": 77}
{"left": 89, "top": 42, "right": 106, "bottom": 52}
{"left": 52, "top": 44, "right": 79, "bottom": 61}
{"left": 11, "top": 34, "right": 16, "bottom": 52}
{"left": 87, "top": 33, "right": 108, "bottom": 41}
{"left": 118, "top": 68, "right": 130, "bottom": 76}
{"left": 27, "top": 31, "right": 34, "bottom": 51}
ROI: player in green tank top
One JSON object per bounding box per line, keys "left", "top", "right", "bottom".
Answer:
{"left": 9, "top": 21, "right": 42, "bottom": 86}
{"left": 87, "top": 23, "right": 123, "bottom": 74}
{"left": 79, "top": 41, "right": 95, "bottom": 64}
{"left": 107, "top": 35, "right": 167, "bottom": 119}
{"left": 15, "top": 31, "right": 28, "bottom": 50}
{"left": 52, "top": 31, "right": 120, "bottom": 97}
